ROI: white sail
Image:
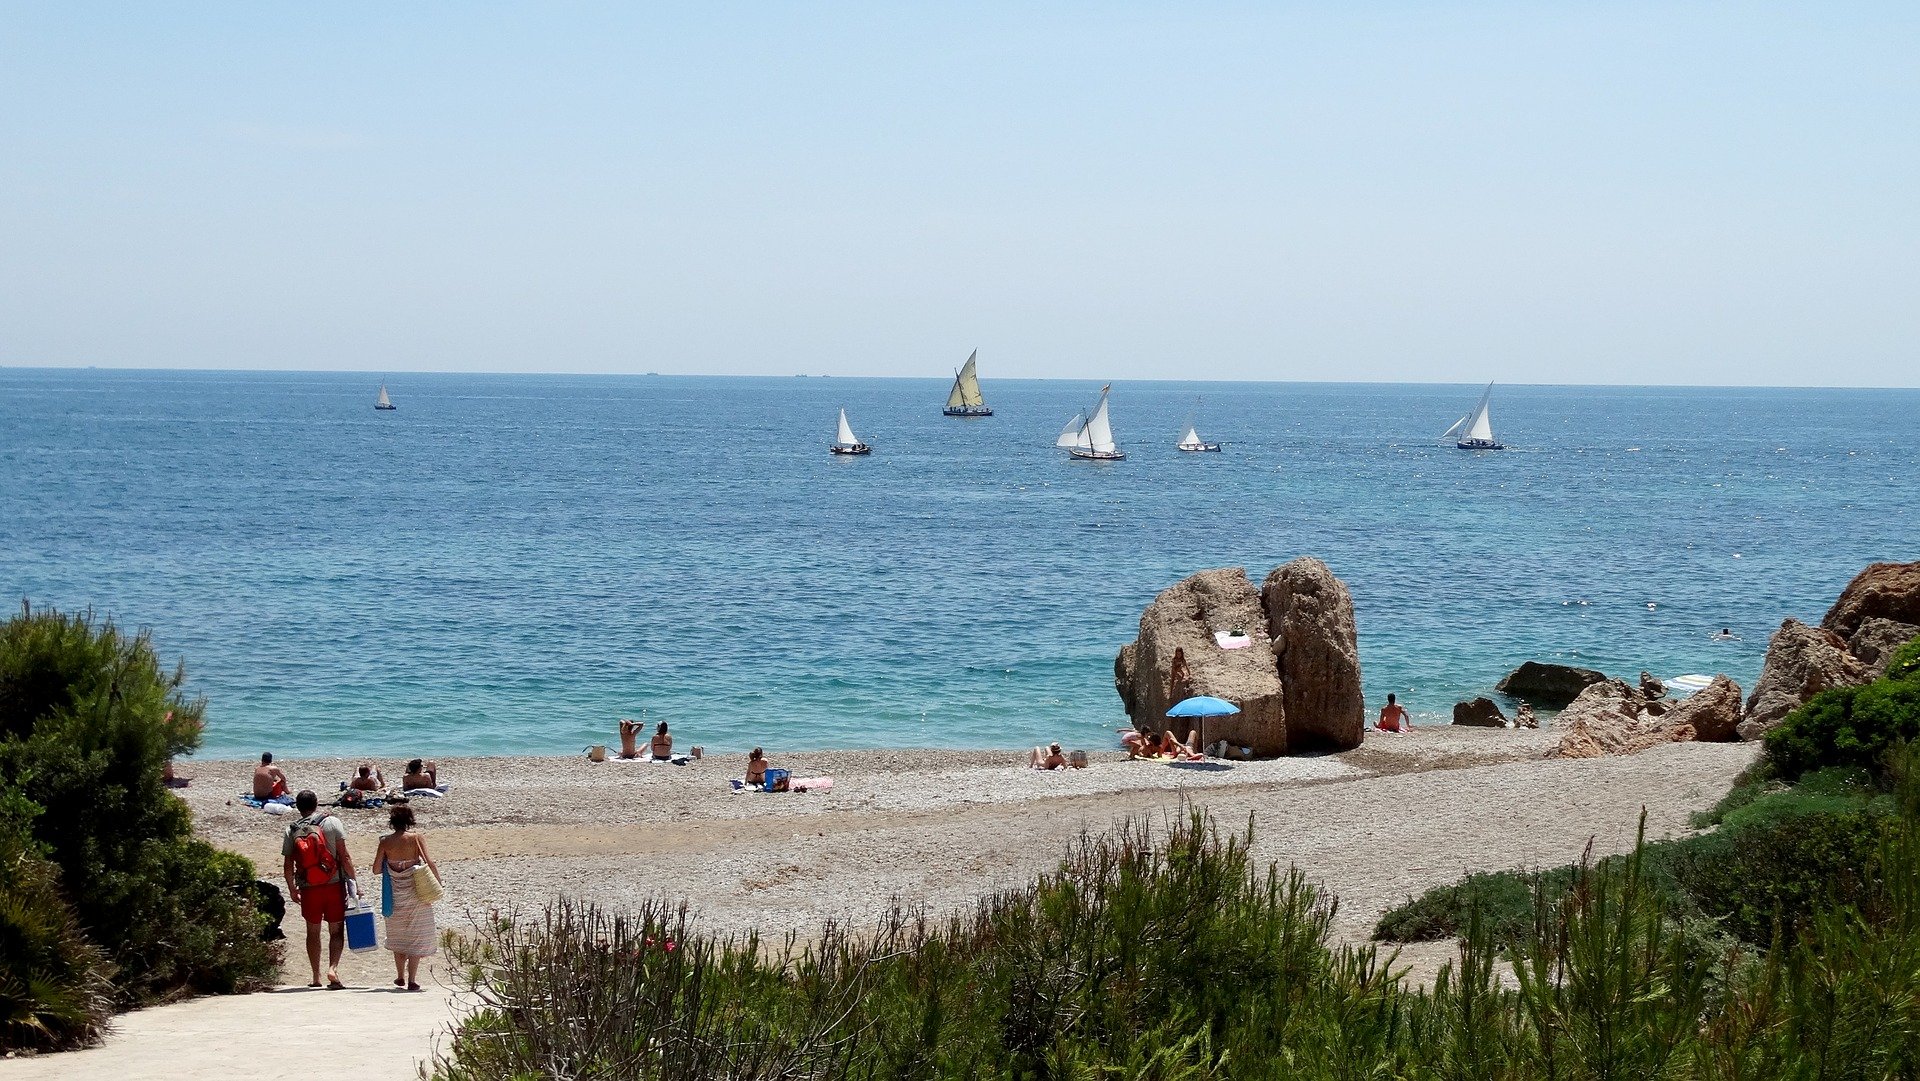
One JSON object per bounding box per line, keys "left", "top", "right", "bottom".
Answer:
{"left": 945, "top": 378, "right": 966, "bottom": 409}
{"left": 1056, "top": 413, "right": 1088, "bottom": 448}
{"left": 1440, "top": 414, "right": 1469, "bottom": 440}
{"left": 376, "top": 385, "right": 391, "bottom": 407}
{"left": 1463, "top": 383, "right": 1495, "bottom": 443}
{"left": 955, "top": 351, "right": 985, "bottom": 407}
{"left": 1084, "top": 389, "right": 1117, "bottom": 454}
{"left": 835, "top": 408, "right": 861, "bottom": 447}
{"left": 1179, "top": 425, "right": 1202, "bottom": 447}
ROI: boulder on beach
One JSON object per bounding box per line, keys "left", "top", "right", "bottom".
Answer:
{"left": 1261, "top": 557, "right": 1366, "bottom": 751}
{"left": 1115, "top": 559, "right": 1363, "bottom": 757}
{"left": 1639, "top": 671, "right": 1667, "bottom": 699}
{"left": 1550, "top": 679, "right": 1700, "bottom": 759}
{"left": 1515, "top": 703, "right": 1539, "bottom": 729}
{"left": 1496, "top": 661, "right": 1607, "bottom": 708}
{"left": 1664, "top": 674, "right": 1743, "bottom": 743}
{"left": 1738, "top": 618, "right": 1869, "bottom": 740}
{"left": 1848, "top": 617, "right": 1920, "bottom": 679}
{"left": 1452, "top": 697, "right": 1509, "bottom": 727}
{"left": 1822, "top": 561, "right": 1920, "bottom": 640}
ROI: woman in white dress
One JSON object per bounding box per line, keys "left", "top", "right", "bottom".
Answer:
{"left": 375, "top": 804, "right": 441, "bottom": 991}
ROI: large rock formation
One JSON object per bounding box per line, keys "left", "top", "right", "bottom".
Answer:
{"left": 1496, "top": 661, "right": 1607, "bottom": 708}
{"left": 1738, "top": 618, "right": 1869, "bottom": 740}
{"left": 1261, "top": 558, "right": 1366, "bottom": 751}
{"left": 1663, "top": 674, "right": 1743, "bottom": 743}
{"left": 1550, "top": 672, "right": 1744, "bottom": 758}
{"left": 1452, "top": 697, "right": 1509, "bottom": 727}
{"left": 1115, "top": 559, "right": 1363, "bottom": 757}
{"left": 1849, "top": 618, "right": 1920, "bottom": 679}
{"left": 1822, "top": 561, "right": 1920, "bottom": 640}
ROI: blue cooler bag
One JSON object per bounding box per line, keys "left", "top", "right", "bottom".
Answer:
{"left": 763, "top": 768, "right": 790, "bottom": 793}
{"left": 344, "top": 884, "right": 379, "bottom": 953}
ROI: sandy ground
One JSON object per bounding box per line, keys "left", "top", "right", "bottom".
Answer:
{"left": 1, "top": 727, "right": 1758, "bottom": 1079}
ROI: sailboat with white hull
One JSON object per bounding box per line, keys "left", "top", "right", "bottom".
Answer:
{"left": 829, "top": 408, "right": 871, "bottom": 455}
{"left": 374, "top": 384, "right": 396, "bottom": 411}
{"left": 1059, "top": 385, "right": 1125, "bottom": 461}
{"left": 1176, "top": 402, "right": 1221, "bottom": 452}
{"left": 1444, "top": 383, "right": 1504, "bottom": 450}
{"left": 942, "top": 350, "right": 993, "bottom": 416}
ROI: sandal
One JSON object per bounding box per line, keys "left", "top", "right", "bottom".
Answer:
{"left": 327, "top": 978, "right": 346, "bottom": 990}
{"left": 407, "top": 982, "right": 422, "bottom": 992}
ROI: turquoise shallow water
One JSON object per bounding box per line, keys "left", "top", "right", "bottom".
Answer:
{"left": 1, "top": 369, "right": 1914, "bottom": 758}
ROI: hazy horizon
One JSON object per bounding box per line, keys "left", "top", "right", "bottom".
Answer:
{"left": 4, "top": 4, "right": 1915, "bottom": 388}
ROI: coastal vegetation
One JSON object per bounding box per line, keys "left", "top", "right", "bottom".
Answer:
{"left": 0, "top": 606, "right": 277, "bottom": 1053}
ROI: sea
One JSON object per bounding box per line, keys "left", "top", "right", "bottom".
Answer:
{"left": 2, "top": 368, "right": 1915, "bottom": 759}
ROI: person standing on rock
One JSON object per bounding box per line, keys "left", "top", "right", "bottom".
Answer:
{"left": 1376, "top": 694, "right": 1411, "bottom": 735}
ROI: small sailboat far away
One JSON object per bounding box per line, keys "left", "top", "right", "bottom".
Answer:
{"left": 1058, "top": 385, "right": 1125, "bottom": 461}
{"left": 374, "top": 384, "right": 396, "bottom": 411}
{"left": 829, "top": 408, "right": 871, "bottom": 455}
{"left": 1443, "top": 382, "right": 1504, "bottom": 450}
{"left": 942, "top": 350, "right": 993, "bottom": 417}
{"left": 1176, "top": 400, "right": 1222, "bottom": 452}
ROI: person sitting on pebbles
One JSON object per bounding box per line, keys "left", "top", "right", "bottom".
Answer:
{"left": 1028, "top": 742, "right": 1069, "bottom": 770}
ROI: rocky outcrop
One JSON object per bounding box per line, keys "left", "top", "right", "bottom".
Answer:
{"left": 1550, "top": 679, "right": 1697, "bottom": 759}
{"left": 1664, "top": 675, "right": 1743, "bottom": 743}
{"left": 1639, "top": 671, "right": 1667, "bottom": 700}
{"left": 1115, "top": 569, "right": 1286, "bottom": 754}
{"left": 1822, "top": 561, "right": 1920, "bottom": 640}
{"left": 1515, "top": 703, "right": 1539, "bottom": 729}
{"left": 1738, "top": 619, "right": 1869, "bottom": 740}
{"left": 1452, "top": 697, "right": 1509, "bottom": 727}
{"left": 1115, "top": 560, "right": 1364, "bottom": 757}
{"left": 1849, "top": 618, "right": 1920, "bottom": 679}
{"left": 1261, "top": 558, "right": 1366, "bottom": 751}
{"left": 1496, "top": 661, "right": 1607, "bottom": 708}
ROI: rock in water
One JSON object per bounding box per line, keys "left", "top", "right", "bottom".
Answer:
{"left": 1115, "top": 560, "right": 1364, "bottom": 757}
{"left": 1848, "top": 617, "right": 1920, "bottom": 679}
{"left": 1822, "top": 561, "right": 1920, "bottom": 640}
{"left": 1550, "top": 679, "right": 1698, "bottom": 759}
{"left": 1739, "top": 618, "right": 1869, "bottom": 740}
{"left": 1496, "top": 661, "right": 1608, "bottom": 708}
{"left": 1114, "top": 568, "right": 1287, "bottom": 754}
{"left": 1665, "top": 674, "right": 1743, "bottom": 743}
{"left": 1452, "top": 697, "right": 1509, "bottom": 727}
{"left": 1262, "top": 557, "right": 1366, "bottom": 751}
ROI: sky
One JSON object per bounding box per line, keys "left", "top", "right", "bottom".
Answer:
{"left": 1, "top": 3, "right": 1915, "bottom": 386}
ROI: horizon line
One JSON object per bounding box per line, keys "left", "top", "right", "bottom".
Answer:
{"left": 0, "top": 362, "right": 1912, "bottom": 394}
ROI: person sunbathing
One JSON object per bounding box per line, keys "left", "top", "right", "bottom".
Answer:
{"left": 746, "top": 747, "right": 768, "bottom": 787}
{"left": 349, "top": 764, "right": 384, "bottom": 793}
{"left": 402, "top": 759, "right": 438, "bottom": 790}
{"left": 1028, "top": 742, "right": 1068, "bottom": 770}
{"left": 253, "top": 752, "right": 289, "bottom": 800}
{"left": 618, "top": 718, "right": 644, "bottom": 759}
{"left": 649, "top": 722, "right": 673, "bottom": 760}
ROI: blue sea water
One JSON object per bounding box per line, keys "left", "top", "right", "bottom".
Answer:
{"left": 1, "top": 368, "right": 1914, "bottom": 759}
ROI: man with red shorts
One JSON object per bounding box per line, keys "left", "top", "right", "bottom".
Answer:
{"left": 1376, "top": 693, "right": 1411, "bottom": 735}
{"left": 282, "top": 790, "right": 358, "bottom": 988}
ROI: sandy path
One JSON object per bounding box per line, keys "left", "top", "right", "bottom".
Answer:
{"left": 1, "top": 730, "right": 1756, "bottom": 1079}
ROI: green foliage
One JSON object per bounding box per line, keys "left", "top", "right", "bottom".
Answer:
{"left": 1763, "top": 633, "right": 1920, "bottom": 783}
{"left": 0, "top": 791, "right": 113, "bottom": 1053}
{"left": 1373, "top": 867, "right": 1571, "bottom": 947}
{"left": 433, "top": 796, "right": 1920, "bottom": 1080}
{"left": 0, "top": 605, "right": 276, "bottom": 1037}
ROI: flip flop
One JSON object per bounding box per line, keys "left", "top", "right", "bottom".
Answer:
{"left": 307, "top": 982, "right": 322, "bottom": 988}
{"left": 327, "top": 978, "right": 346, "bottom": 990}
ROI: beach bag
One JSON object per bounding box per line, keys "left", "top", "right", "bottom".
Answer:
{"left": 344, "top": 884, "right": 379, "bottom": 953}
{"left": 288, "top": 818, "right": 338, "bottom": 886}
{"left": 381, "top": 869, "right": 394, "bottom": 918}
{"left": 413, "top": 865, "right": 444, "bottom": 904}
{"left": 1068, "top": 750, "right": 1089, "bottom": 769}
{"left": 763, "top": 768, "right": 791, "bottom": 793}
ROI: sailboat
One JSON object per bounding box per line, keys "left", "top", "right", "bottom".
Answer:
{"left": 942, "top": 350, "right": 993, "bottom": 417}
{"left": 374, "top": 384, "right": 396, "bottom": 411}
{"left": 829, "top": 408, "right": 871, "bottom": 455}
{"left": 1443, "top": 382, "right": 1504, "bottom": 450}
{"left": 1176, "top": 401, "right": 1221, "bottom": 452}
{"left": 1060, "top": 385, "right": 1125, "bottom": 461}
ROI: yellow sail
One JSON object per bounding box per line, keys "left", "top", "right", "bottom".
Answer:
{"left": 955, "top": 351, "right": 985, "bottom": 408}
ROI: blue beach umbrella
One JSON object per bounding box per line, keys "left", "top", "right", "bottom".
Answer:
{"left": 1166, "top": 696, "right": 1240, "bottom": 755}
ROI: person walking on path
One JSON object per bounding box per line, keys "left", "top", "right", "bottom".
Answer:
{"left": 1376, "top": 694, "right": 1411, "bottom": 735}
{"left": 375, "top": 804, "right": 442, "bottom": 991}
{"left": 282, "top": 789, "right": 357, "bottom": 989}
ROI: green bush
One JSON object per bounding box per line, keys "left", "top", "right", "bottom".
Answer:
{"left": 0, "top": 606, "right": 276, "bottom": 1019}
{"left": 0, "top": 792, "right": 113, "bottom": 1053}
{"left": 1373, "top": 867, "right": 1570, "bottom": 946}
{"left": 1763, "top": 634, "right": 1920, "bottom": 783}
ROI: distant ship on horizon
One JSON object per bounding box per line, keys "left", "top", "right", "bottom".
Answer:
{"left": 1058, "top": 385, "right": 1125, "bottom": 461}
{"left": 942, "top": 350, "right": 993, "bottom": 417}
{"left": 1444, "top": 383, "right": 1503, "bottom": 450}
{"left": 375, "top": 384, "right": 396, "bottom": 411}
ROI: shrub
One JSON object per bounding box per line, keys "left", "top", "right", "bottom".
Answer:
{"left": 0, "top": 606, "right": 276, "bottom": 1010}
{"left": 0, "top": 792, "right": 113, "bottom": 1053}
{"left": 1373, "top": 867, "right": 1569, "bottom": 945}
{"left": 1763, "top": 633, "right": 1920, "bottom": 783}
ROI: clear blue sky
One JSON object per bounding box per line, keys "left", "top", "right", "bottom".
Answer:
{"left": 2, "top": 3, "right": 1914, "bottom": 385}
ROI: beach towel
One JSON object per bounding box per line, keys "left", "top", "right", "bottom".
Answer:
{"left": 239, "top": 792, "right": 295, "bottom": 809}
{"left": 791, "top": 776, "right": 833, "bottom": 793}
{"left": 403, "top": 787, "right": 445, "bottom": 799}
{"left": 1214, "top": 631, "right": 1252, "bottom": 650}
